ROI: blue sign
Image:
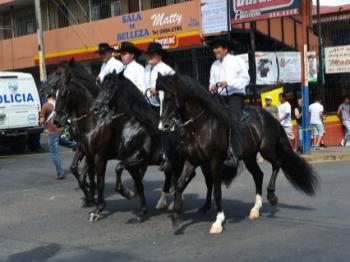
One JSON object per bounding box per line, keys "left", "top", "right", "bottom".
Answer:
{"left": 28, "top": 114, "right": 37, "bottom": 124}
{"left": 0, "top": 93, "right": 35, "bottom": 104}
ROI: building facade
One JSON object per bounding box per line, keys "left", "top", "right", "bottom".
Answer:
{"left": 1, "top": 0, "right": 317, "bottom": 86}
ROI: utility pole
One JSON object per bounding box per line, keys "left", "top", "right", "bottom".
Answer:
{"left": 138, "top": 0, "right": 142, "bottom": 11}
{"left": 316, "top": 0, "right": 325, "bottom": 107}
{"left": 34, "top": 0, "right": 47, "bottom": 82}
{"left": 226, "top": 0, "right": 231, "bottom": 42}
{"left": 301, "top": 0, "right": 311, "bottom": 154}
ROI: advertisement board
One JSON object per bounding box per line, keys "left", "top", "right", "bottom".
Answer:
{"left": 114, "top": 1, "right": 202, "bottom": 49}
{"left": 325, "top": 45, "right": 350, "bottom": 74}
{"left": 201, "top": 0, "right": 228, "bottom": 35}
{"left": 230, "top": 0, "right": 300, "bottom": 24}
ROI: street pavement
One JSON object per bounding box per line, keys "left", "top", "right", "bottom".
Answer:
{"left": 0, "top": 146, "right": 350, "bottom": 262}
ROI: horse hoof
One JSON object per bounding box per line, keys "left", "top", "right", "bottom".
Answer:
{"left": 156, "top": 200, "right": 168, "bottom": 210}
{"left": 209, "top": 224, "right": 223, "bottom": 234}
{"left": 268, "top": 195, "right": 278, "bottom": 206}
{"left": 249, "top": 209, "right": 260, "bottom": 220}
{"left": 168, "top": 201, "right": 175, "bottom": 211}
{"left": 172, "top": 214, "right": 181, "bottom": 229}
{"left": 88, "top": 212, "right": 102, "bottom": 222}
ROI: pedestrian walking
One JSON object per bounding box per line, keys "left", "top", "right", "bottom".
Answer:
{"left": 337, "top": 95, "right": 350, "bottom": 146}
{"left": 309, "top": 97, "right": 324, "bottom": 150}
{"left": 263, "top": 96, "right": 278, "bottom": 119}
{"left": 278, "top": 93, "right": 295, "bottom": 150}
{"left": 294, "top": 98, "right": 303, "bottom": 152}
{"left": 39, "top": 92, "right": 65, "bottom": 180}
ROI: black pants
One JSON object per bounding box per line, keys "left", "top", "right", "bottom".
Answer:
{"left": 225, "top": 94, "right": 244, "bottom": 157}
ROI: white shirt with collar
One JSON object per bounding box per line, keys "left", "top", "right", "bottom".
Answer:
{"left": 124, "top": 60, "right": 145, "bottom": 94}
{"left": 98, "top": 57, "right": 124, "bottom": 83}
{"left": 144, "top": 61, "right": 175, "bottom": 107}
{"left": 209, "top": 53, "right": 250, "bottom": 96}
{"left": 278, "top": 101, "right": 292, "bottom": 127}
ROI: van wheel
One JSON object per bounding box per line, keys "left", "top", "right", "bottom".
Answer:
{"left": 10, "top": 136, "right": 27, "bottom": 152}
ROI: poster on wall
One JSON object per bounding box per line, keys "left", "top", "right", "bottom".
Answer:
{"left": 277, "top": 52, "right": 301, "bottom": 83}
{"left": 277, "top": 51, "right": 318, "bottom": 83}
{"left": 201, "top": 0, "right": 228, "bottom": 35}
{"left": 255, "top": 52, "right": 278, "bottom": 85}
{"left": 308, "top": 51, "right": 317, "bottom": 83}
{"left": 325, "top": 45, "right": 350, "bottom": 74}
{"left": 230, "top": 0, "right": 300, "bottom": 24}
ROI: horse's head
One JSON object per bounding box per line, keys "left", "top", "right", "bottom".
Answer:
{"left": 91, "top": 71, "right": 124, "bottom": 116}
{"left": 53, "top": 81, "right": 71, "bottom": 128}
{"left": 53, "top": 79, "right": 90, "bottom": 127}
{"left": 156, "top": 73, "right": 181, "bottom": 131}
{"left": 46, "top": 60, "right": 73, "bottom": 92}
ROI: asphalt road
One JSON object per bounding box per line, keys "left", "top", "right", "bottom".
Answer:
{"left": 0, "top": 146, "right": 349, "bottom": 262}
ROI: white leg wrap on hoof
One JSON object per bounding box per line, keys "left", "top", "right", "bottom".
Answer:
{"left": 88, "top": 212, "right": 102, "bottom": 222}
{"left": 168, "top": 200, "right": 175, "bottom": 211}
{"left": 168, "top": 194, "right": 182, "bottom": 211}
{"left": 249, "top": 194, "right": 262, "bottom": 220}
{"left": 156, "top": 192, "right": 169, "bottom": 209}
{"left": 129, "top": 190, "right": 136, "bottom": 199}
{"left": 209, "top": 211, "right": 225, "bottom": 234}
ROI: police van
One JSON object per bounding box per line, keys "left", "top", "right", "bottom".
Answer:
{"left": 0, "top": 72, "right": 43, "bottom": 151}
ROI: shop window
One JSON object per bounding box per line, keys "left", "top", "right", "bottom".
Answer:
{"left": 330, "top": 27, "right": 350, "bottom": 46}
{"left": 151, "top": 0, "right": 167, "bottom": 8}
{"left": 91, "top": 0, "right": 112, "bottom": 20}
{"left": 111, "top": 0, "right": 122, "bottom": 17}
{"left": 15, "top": 13, "right": 36, "bottom": 37}
{"left": 58, "top": 4, "right": 69, "bottom": 28}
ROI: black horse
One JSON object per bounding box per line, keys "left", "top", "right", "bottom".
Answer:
{"left": 44, "top": 63, "right": 91, "bottom": 206}
{"left": 156, "top": 74, "right": 319, "bottom": 234}
{"left": 50, "top": 60, "right": 182, "bottom": 222}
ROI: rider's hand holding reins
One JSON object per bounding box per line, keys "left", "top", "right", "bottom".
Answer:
{"left": 149, "top": 87, "right": 158, "bottom": 96}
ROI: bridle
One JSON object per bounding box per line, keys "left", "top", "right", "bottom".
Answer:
{"left": 160, "top": 89, "right": 206, "bottom": 132}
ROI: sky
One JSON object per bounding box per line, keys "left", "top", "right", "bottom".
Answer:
{"left": 313, "top": 0, "right": 350, "bottom": 6}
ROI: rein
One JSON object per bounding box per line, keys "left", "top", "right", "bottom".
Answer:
{"left": 67, "top": 113, "right": 89, "bottom": 124}
{"left": 177, "top": 110, "right": 206, "bottom": 128}
{"left": 111, "top": 112, "right": 126, "bottom": 120}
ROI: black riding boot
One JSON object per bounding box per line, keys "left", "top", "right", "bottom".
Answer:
{"left": 224, "top": 145, "right": 239, "bottom": 168}
{"left": 223, "top": 94, "right": 244, "bottom": 168}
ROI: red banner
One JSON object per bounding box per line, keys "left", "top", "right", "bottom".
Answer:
{"left": 231, "top": 0, "right": 300, "bottom": 24}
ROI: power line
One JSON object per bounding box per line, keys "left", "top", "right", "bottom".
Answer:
{"left": 52, "top": 0, "right": 90, "bottom": 48}
{"left": 74, "top": 0, "right": 89, "bottom": 20}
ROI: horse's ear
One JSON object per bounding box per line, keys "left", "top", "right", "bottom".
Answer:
{"left": 117, "top": 70, "right": 125, "bottom": 80}
{"left": 157, "top": 72, "right": 163, "bottom": 78}
{"left": 112, "top": 69, "right": 117, "bottom": 75}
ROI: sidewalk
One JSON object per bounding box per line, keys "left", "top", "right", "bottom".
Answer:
{"left": 301, "top": 146, "right": 350, "bottom": 163}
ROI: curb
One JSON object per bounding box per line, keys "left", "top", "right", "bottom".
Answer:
{"left": 301, "top": 153, "right": 350, "bottom": 163}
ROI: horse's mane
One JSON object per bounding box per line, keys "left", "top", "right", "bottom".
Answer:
{"left": 59, "top": 60, "right": 100, "bottom": 98}
{"left": 168, "top": 74, "right": 231, "bottom": 126}
{"left": 104, "top": 73, "right": 159, "bottom": 133}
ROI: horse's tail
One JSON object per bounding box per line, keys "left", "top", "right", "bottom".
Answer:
{"left": 276, "top": 125, "right": 319, "bottom": 196}
{"left": 222, "top": 164, "right": 241, "bottom": 187}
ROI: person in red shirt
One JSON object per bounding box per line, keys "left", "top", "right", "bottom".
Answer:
{"left": 39, "top": 92, "right": 65, "bottom": 180}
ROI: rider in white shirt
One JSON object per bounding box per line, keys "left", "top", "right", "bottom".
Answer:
{"left": 120, "top": 42, "right": 145, "bottom": 93}
{"left": 96, "top": 43, "right": 124, "bottom": 84}
{"left": 209, "top": 37, "right": 250, "bottom": 168}
{"left": 144, "top": 42, "right": 175, "bottom": 110}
